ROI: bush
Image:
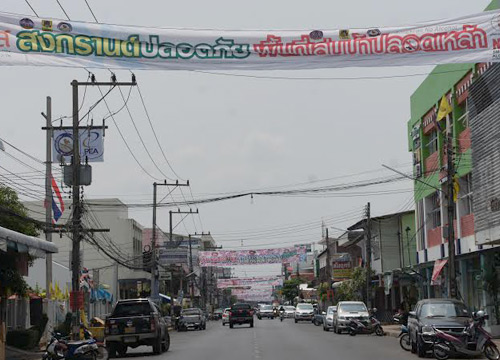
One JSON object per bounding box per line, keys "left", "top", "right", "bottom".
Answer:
{"left": 6, "top": 328, "right": 40, "bottom": 350}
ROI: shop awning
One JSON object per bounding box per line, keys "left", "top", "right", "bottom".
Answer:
{"left": 431, "top": 259, "right": 448, "bottom": 285}
{"left": 0, "top": 225, "right": 58, "bottom": 258}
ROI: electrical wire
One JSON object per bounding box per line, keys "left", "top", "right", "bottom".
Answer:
{"left": 24, "top": 0, "right": 39, "bottom": 17}
{"left": 83, "top": 0, "right": 99, "bottom": 23}
{"left": 55, "top": 0, "right": 71, "bottom": 20}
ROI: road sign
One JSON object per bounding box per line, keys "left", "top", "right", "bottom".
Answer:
{"left": 159, "top": 271, "right": 172, "bottom": 281}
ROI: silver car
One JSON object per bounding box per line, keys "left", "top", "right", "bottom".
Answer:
{"left": 333, "top": 301, "right": 369, "bottom": 334}
{"left": 323, "top": 306, "right": 337, "bottom": 331}
{"left": 294, "top": 303, "right": 315, "bottom": 323}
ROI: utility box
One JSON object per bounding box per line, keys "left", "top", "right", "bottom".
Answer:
{"left": 63, "top": 164, "right": 92, "bottom": 186}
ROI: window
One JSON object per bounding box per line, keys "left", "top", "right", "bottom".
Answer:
{"left": 426, "top": 131, "right": 438, "bottom": 155}
{"left": 459, "top": 174, "right": 473, "bottom": 215}
{"left": 428, "top": 192, "right": 441, "bottom": 229}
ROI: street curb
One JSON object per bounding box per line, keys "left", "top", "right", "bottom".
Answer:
{"left": 384, "top": 330, "right": 399, "bottom": 338}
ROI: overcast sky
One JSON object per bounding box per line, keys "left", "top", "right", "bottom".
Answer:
{"left": 1, "top": 0, "right": 491, "bottom": 277}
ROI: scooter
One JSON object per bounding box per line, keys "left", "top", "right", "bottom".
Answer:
{"left": 433, "top": 310, "right": 500, "bottom": 360}
{"left": 393, "top": 315, "right": 411, "bottom": 351}
{"left": 347, "top": 309, "right": 384, "bottom": 336}
{"left": 280, "top": 310, "right": 284, "bottom": 322}
{"left": 43, "top": 327, "right": 99, "bottom": 360}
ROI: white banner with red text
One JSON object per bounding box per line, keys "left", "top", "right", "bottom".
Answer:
{"left": 1, "top": 11, "right": 500, "bottom": 70}
{"left": 217, "top": 277, "right": 283, "bottom": 289}
{"left": 199, "top": 246, "right": 306, "bottom": 267}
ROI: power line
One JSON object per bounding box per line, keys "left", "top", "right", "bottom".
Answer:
{"left": 55, "top": 0, "right": 71, "bottom": 20}
{"left": 83, "top": 0, "right": 99, "bottom": 23}
{"left": 24, "top": 0, "right": 39, "bottom": 17}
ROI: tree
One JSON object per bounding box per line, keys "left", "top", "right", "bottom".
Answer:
{"left": 332, "top": 267, "right": 375, "bottom": 304}
{"left": 281, "top": 278, "right": 303, "bottom": 303}
{"left": 0, "top": 186, "right": 39, "bottom": 298}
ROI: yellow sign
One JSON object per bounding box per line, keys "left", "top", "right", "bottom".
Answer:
{"left": 438, "top": 95, "right": 453, "bottom": 121}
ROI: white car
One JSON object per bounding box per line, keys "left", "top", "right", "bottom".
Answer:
{"left": 333, "top": 301, "right": 369, "bottom": 334}
{"left": 222, "top": 308, "right": 231, "bottom": 326}
{"left": 294, "top": 303, "right": 314, "bottom": 323}
{"left": 284, "top": 306, "right": 296, "bottom": 318}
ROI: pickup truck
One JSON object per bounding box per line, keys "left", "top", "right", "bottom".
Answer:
{"left": 105, "top": 298, "right": 169, "bottom": 358}
{"left": 229, "top": 303, "right": 254, "bottom": 328}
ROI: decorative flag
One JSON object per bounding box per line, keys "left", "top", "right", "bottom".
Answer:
{"left": 438, "top": 95, "right": 453, "bottom": 121}
{"left": 51, "top": 175, "right": 64, "bottom": 222}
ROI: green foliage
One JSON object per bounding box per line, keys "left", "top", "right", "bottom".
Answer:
{"left": 483, "top": 263, "right": 500, "bottom": 324}
{"left": 0, "top": 186, "right": 39, "bottom": 236}
{"left": 6, "top": 328, "right": 40, "bottom": 350}
{"left": 281, "top": 278, "right": 303, "bottom": 303}
{"left": 333, "top": 267, "right": 375, "bottom": 305}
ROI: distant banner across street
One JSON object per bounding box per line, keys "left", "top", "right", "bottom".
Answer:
{"left": 1, "top": 11, "right": 500, "bottom": 70}
{"left": 217, "top": 276, "right": 283, "bottom": 289}
{"left": 199, "top": 246, "right": 306, "bottom": 267}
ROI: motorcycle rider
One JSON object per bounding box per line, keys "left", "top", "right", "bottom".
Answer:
{"left": 279, "top": 305, "right": 285, "bottom": 321}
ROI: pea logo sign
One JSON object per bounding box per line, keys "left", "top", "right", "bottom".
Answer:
{"left": 309, "top": 30, "right": 324, "bottom": 40}
{"left": 53, "top": 129, "right": 105, "bottom": 163}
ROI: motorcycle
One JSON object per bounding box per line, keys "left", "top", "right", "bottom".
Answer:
{"left": 280, "top": 310, "right": 284, "bottom": 322}
{"left": 433, "top": 310, "right": 500, "bottom": 360}
{"left": 393, "top": 315, "right": 411, "bottom": 351}
{"left": 43, "top": 327, "right": 100, "bottom": 360}
{"left": 347, "top": 309, "right": 384, "bottom": 336}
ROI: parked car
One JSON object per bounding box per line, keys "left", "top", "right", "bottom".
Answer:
{"left": 213, "top": 308, "right": 223, "bottom": 320}
{"left": 333, "top": 301, "right": 369, "bottom": 334}
{"left": 294, "top": 303, "right": 315, "bottom": 323}
{"left": 283, "top": 306, "right": 296, "bottom": 318}
{"left": 105, "top": 298, "right": 169, "bottom": 358}
{"left": 229, "top": 303, "right": 254, "bottom": 328}
{"left": 222, "top": 308, "right": 231, "bottom": 326}
{"left": 178, "top": 308, "right": 206, "bottom": 331}
{"left": 257, "top": 304, "right": 275, "bottom": 319}
{"left": 407, "top": 298, "right": 472, "bottom": 358}
{"left": 323, "top": 306, "right": 337, "bottom": 331}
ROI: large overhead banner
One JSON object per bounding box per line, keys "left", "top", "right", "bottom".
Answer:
{"left": 0, "top": 11, "right": 500, "bottom": 70}
{"left": 217, "top": 277, "right": 282, "bottom": 289}
{"left": 199, "top": 246, "right": 306, "bottom": 267}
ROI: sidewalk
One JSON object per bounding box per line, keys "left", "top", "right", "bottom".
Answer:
{"left": 383, "top": 324, "right": 500, "bottom": 347}
{"left": 6, "top": 345, "right": 42, "bottom": 360}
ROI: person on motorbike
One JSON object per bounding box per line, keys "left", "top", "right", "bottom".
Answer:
{"left": 279, "top": 305, "right": 285, "bottom": 321}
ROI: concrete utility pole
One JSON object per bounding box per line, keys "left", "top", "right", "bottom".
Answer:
{"left": 446, "top": 114, "right": 458, "bottom": 299}
{"left": 325, "top": 228, "right": 332, "bottom": 295}
{"left": 365, "top": 203, "right": 372, "bottom": 308}
{"left": 43, "top": 97, "right": 52, "bottom": 300}
{"left": 68, "top": 76, "right": 135, "bottom": 336}
{"left": 151, "top": 180, "right": 189, "bottom": 301}
{"left": 188, "top": 234, "right": 194, "bottom": 304}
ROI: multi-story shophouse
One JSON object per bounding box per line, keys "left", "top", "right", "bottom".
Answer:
{"left": 406, "top": 1, "right": 500, "bottom": 333}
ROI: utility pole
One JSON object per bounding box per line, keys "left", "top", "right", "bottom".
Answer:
{"left": 151, "top": 180, "right": 189, "bottom": 302}
{"left": 365, "top": 203, "right": 372, "bottom": 308}
{"left": 68, "top": 75, "right": 135, "bottom": 337}
{"left": 42, "top": 97, "right": 52, "bottom": 300}
{"left": 168, "top": 208, "right": 198, "bottom": 244}
{"left": 325, "top": 228, "right": 332, "bottom": 291}
{"left": 188, "top": 234, "right": 194, "bottom": 304}
{"left": 446, "top": 114, "right": 457, "bottom": 299}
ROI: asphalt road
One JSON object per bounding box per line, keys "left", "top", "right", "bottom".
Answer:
{"left": 122, "top": 318, "right": 418, "bottom": 360}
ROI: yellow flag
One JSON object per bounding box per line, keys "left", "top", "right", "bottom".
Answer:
{"left": 438, "top": 95, "right": 453, "bottom": 121}
{"left": 453, "top": 176, "right": 460, "bottom": 202}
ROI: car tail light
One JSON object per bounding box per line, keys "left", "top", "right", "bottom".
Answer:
{"left": 150, "top": 317, "right": 156, "bottom": 331}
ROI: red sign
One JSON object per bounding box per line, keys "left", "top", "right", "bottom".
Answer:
{"left": 70, "top": 291, "right": 84, "bottom": 311}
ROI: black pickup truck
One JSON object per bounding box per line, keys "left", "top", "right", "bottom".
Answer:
{"left": 229, "top": 303, "right": 254, "bottom": 328}
{"left": 105, "top": 298, "right": 169, "bottom": 358}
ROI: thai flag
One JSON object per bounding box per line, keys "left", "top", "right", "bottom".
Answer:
{"left": 51, "top": 175, "right": 65, "bottom": 222}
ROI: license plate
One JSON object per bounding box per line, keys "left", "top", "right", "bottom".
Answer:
{"left": 124, "top": 327, "right": 136, "bottom": 334}
{"left": 124, "top": 336, "right": 137, "bottom": 343}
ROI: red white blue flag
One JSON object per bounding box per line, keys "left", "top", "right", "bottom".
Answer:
{"left": 51, "top": 175, "right": 64, "bottom": 222}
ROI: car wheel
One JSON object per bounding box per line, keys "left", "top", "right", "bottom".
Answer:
{"left": 295, "top": 319, "right": 298, "bottom": 323}
{"left": 153, "top": 336, "right": 162, "bottom": 355}
{"left": 417, "top": 335, "right": 426, "bottom": 358}
{"left": 106, "top": 343, "right": 117, "bottom": 359}
{"left": 117, "top": 345, "right": 127, "bottom": 357}
{"left": 323, "top": 325, "right": 328, "bottom": 331}
{"left": 250, "top": 322, "right": 254, "bottom": 328}
{"left": 163, "top": 332, "right": 170, "bottom": 352}
{"left": 222, "top": 322, "right": 226, "bottom": 326}
{"left": 230, "top": 323, "right": 234, "bottom": 329}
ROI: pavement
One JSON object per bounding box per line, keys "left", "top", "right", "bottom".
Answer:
{"left": 124, "top": 318, "right": 416, "bottom": 360}
{"left": 6, "top": 345, "right": 43, "bottom": 360}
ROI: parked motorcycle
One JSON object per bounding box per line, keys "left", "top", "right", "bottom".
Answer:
{"left": 43, "top": 327, "right": 100, "bottom": 360}
{"left": 433, "top": 310, "right": 500, "bottom": 360}
{"left": 393, "top": 315, "right": 411, "bottom": 351}
{"left": 347, "top": 309, "right": 384, "bottom": 336}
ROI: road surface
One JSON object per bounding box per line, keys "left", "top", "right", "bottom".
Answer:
{"left": 123, "top": 317, "right": 416, "bottom": 360}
